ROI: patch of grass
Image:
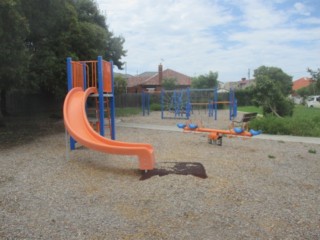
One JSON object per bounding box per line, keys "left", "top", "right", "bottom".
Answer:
{"left": 237, "top": 106, "right": 263, "bottom": 115}
{"left": 247, "top": 105, "right": 320, "bottom": 137}
{"left": 115, "top": 107, "right": 140, "bottom": 117}
{"left": 308, "top": 149, "right": 317, "bottom": 154}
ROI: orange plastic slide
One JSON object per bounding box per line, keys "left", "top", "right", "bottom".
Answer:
{"left": 63, "top": 87, "right": 155, "bottom": 170}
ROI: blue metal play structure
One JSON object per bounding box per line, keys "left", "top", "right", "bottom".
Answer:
{"left": 66, "top": 56, "right": 116, "bottom": 150}
{"left": 142, "top": 87, "right": 237, "bottom": 120}
{"left": 208, "top": 88, "right": 237, "bottom": 120}
{"left": 161, "top": 88, "right": 191, "bottom": 119}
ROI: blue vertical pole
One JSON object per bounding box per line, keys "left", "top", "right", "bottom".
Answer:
{"left": 97, "top": 56, "right": 105, "bottom": 137}
{"left": 174, "top": 90, "right": 177, "bottom": 118}
{"left": 67, "top": 57, "right": 76, "bottom": 150}
{"left": 234, "top": 98, "right": 238, "bottom": 118}
{"left": 110, "top": 60, "right": 116, "bottom": 140}
{"left": 147, "top": 93, "right": 150, "bottom": 115}
{"left": 186, "top": 87, "right": 191, "bottom": 119}
{"left": 214, "top": 87, "right": 218, "bottom": 120}
{"left": 161, "top": 89, "right": 164, "bottom": 119}
{"left": 67, "top": 57, "right": 73, "bottom": 91}
{"left": 229, "top": 88, "right": 233, "bottom": 120}
{"left": 82, "top": 63, "right": 87, "bottom": 90}
{"left": 142, "top": 91, "right": 145, "bottom": 116}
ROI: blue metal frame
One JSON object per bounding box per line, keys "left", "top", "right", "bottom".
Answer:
{"left": 97, "top": 56, "right": 105, "bottom": 137}
{"left": 110, "top": 60, "right": 116, "bottom": 140}
{"left": 66, "top": 57, "right": 76, "bottom": 150}
{"left": 214, "top": 87, "right": 218, "bottom": 120}
{"left": 161, "top": 89, "right": 164, "bottom": 119}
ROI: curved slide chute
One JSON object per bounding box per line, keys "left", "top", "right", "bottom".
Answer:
{"left": 63, "top": 87, "right": 155, "bottom": 170}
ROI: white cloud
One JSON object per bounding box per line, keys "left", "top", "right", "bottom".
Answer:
{"left": 238, "top": 0, "right": 288, "bottom": 29}
{"left": 293, "top": 2, "right": 311, "bottom": 16}
{"left": 97, "top": 0, "right": 320, "bottom": 82}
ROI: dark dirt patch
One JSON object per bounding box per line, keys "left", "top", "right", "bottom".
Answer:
{"left": 0, "top": 114, "right": 64, "bottom": 150}
{"left": 140, "top": 162, "right": 208, "bottom": 180}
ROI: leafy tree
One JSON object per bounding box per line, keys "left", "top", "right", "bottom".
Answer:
{"left": 191, "top": 71, "right": 218, "bottom": 89}
{"left": 253, "top": 66, "right": 294, "bottom": 117}
{"left": 235, "top": 87, "right": 255, "bottom": 106}
{"left": 114, "top": 75, "right": 127, "bottom": 95}
{"left": 21, "top": 0, "right": 79, "bottom": 97}
{"left": 21, "top": 0, "right": 126, "bottom": 98}
{"left": 296, "top": 83, "right": 320, "bottom": 98}
{"left": 72, "top": 0, "right": 127, "bottom": 68}
{"left": 0, "top": 0, "right": 29, "bottom": 124}
{"left": 162, "top": 77, "right": 177, "bottom": 90}
{"left": 307, "top": 67, "right": 320, "bottom": 91}
{"left": 0, "top": 0, "right": 127, "bottom": 126}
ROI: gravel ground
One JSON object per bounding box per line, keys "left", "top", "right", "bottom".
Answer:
{"left": 1, "top": 110, "right": 320, "bottom": 239}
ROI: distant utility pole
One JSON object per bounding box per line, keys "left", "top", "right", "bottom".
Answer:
{"left": 248, "top": 68, "right": 251, "bottom": 80}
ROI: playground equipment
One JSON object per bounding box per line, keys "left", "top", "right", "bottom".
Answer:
{"left": 142, "top": 87, "right": 237, "bottom": 121}
{"left": 177, "top": 121, "right": 261, "bottom": 146}
{"left": 142, "top": 91, "right": 151, "bottom": 116}
{"left": 208, "top": 88, "right": 237, "bottom": 121}
{"left": 161, "top": 88, "right": 191, "bottom": 119}
{"left": 64, "top": 56, "right": 155, "bottom": 170}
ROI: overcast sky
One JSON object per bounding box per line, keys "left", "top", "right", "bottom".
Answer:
{"left": 96, "top": 0, "right": 320, "bottom": 82}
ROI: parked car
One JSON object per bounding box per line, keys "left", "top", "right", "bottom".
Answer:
{"left": 306, "top": 95, "right": 320, "bottom": 108}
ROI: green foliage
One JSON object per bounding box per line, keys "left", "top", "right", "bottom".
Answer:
{"left": 114, "top": 75, "right": 127, "bottom": 95}
{"left": 191, "top": 71, "right": 218, "bottom": 89}
{"left": 162, "top": 77, "right": 177, "bottom": 90}
{"left": 253, "top": 66, "right": 293, "bottom": 117}
{"left": 308, "top": 149, "right": 316, "bottom": 154}
{"left": 296, "top": 83, "right": 320, "bottom": 98}
{"left": 262, "top": 97, "right": 294, "bottom": 117}
{"left": 254, "top": 66, "right": 292, "bottom": 95}
{"left": 0, "top": 0, "right": 30, "bottom": 119}
{"left": 307, "top": 68, "right": 320, "bottom": 91}
{"left": 0, "top": 0, "right": 29, "bottom": 90}
{"left": 237, "top": 106, "right": 263, "bottom": 115}
{"left": 150, "top": 103, "right": 161, "bottom": 111}
{"left": 249, "top": 105, "right": 320, "bottom": 137}
{"left": 19, "top": 0, "right": 126, "bottom": 98}
{"left": 235, "top": 87, "right": 255, "bottom": 106}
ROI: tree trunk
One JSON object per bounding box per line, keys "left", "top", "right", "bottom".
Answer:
{"left": 268, "top": 103, "right": 282, "bottom": 118}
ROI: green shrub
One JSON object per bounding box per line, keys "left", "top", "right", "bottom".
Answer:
{"left": 150, "top": 103, "right": 161, "bottom": 111}
{"left": 249, "top": 114, "right": 320, "bottom": 137}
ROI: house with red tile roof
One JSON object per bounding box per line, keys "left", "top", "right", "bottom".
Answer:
{"left": 126, "top": 64, "right": 191, "bottom": 93}
{"left": 292, "top": 77, "right": 315, "bottom": 91}
{"left": 290, "top": 77, "right": 315, "bottom": 104}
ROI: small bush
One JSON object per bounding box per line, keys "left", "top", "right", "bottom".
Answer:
{"left": 150, "top": 103, "right": 161, "bottom": 111}
{"left": 249, "top": 114, "right": 320, "bottom": 137}
{"left": 242, "top": 105, "right": 320, "bottom": 137}
{"left": 308, "top": 149, "right": 316, "bottom": 154}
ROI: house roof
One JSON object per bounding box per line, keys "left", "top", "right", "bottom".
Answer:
{"left": 224, "top": 78, "right": 255, "bottom": 90}
{"left": 292, "top": 77, "right": 314, "bottom": 91}
{"left": 127, "top": 69, "right": 191, "bottom": 88}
